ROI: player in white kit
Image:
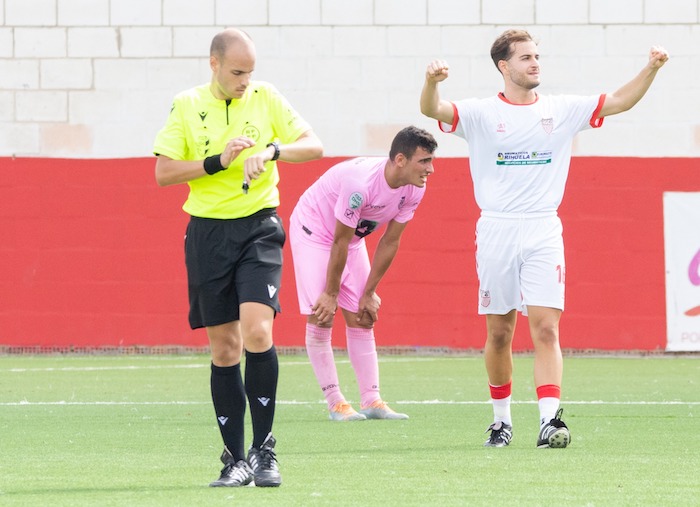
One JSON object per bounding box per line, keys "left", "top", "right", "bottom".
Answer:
{"left": 420, "top": 29, "right": 669, "bottom": 447}
{"left": 290, "top": 126, "right": 438, "bottom": 421}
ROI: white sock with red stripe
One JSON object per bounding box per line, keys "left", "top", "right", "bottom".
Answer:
{"left": 489, "top": 381, "right": 512, "bottom": 425}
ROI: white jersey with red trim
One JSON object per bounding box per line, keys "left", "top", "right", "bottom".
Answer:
{"left": 440, "top": 93, "right": 605, "bottom": 214}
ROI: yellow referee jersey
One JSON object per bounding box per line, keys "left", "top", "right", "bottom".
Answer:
{"left": 153, "top": 82, "right": 311, "bottom": 219}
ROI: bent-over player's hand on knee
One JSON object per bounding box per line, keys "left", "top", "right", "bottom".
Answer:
{"left": 356, "top": 292, "right": 381, "bottom": 326}
{"left": 312, "top": 292, "right": 337, "bottom": 325}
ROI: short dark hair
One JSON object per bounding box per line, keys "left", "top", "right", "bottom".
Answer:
{"left": 389, "top": 126, "right": 438, "bottom": 161}
{"left": 490, "top": 29, "right": 535, "bottom": 72}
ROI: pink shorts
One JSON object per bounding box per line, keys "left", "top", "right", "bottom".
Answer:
{"left": 289, "top": 213, "right": 371, "bottom": 315}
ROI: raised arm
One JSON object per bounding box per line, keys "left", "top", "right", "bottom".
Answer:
{"left": 420, "top": 59, "right": 456, "bottom": 125}
{"left": 598, "top": 46, "right": 669, "bottom": 118}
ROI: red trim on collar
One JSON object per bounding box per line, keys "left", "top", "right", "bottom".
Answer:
{"left": 498, "top": 91, "right": 539, "bottom": 105}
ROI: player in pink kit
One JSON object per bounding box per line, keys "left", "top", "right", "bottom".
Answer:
{"left": 290, "top": 126, "right": 438, "bottom": 421}
{"left": 421, "top": 30, "right": 669, "bottom": 448}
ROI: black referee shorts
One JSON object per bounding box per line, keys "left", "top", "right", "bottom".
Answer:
{"left": 184, "top": 208, "right": 286, "bottom": 329}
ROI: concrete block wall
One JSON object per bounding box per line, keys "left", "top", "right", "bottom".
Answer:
{"left": 1, "top": 0, "right": 699, "bottom": 158}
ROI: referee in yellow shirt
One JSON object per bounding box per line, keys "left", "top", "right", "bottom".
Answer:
{"left": 154, "top": 28, "right": 323, "bottom": 487}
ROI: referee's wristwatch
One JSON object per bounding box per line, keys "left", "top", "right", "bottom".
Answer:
{"left": 266, "top": 141, "right": 280, "bottom": 161}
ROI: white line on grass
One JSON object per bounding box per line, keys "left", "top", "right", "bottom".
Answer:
{"left": 1, "top": 400, "right": 698, "bottom": 407}
{"left": 3, "top": 364, "right": 208, "bottom": 373}
{"left": 0, "top": 357, "right": 460, "bottom": 373}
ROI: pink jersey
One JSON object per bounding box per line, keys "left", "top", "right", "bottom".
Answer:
{"left": 291, "top": 157, "right": 425, "bottom": 249}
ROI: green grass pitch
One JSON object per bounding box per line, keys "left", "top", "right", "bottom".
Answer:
{"left": 1, "top": 353, "right": 698, "bottom": 506}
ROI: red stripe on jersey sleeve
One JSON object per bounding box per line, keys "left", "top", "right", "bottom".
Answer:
{"left": 438, "top": 102, "right": 459, "bottom": 133}
{"left": 590, "top": 93, "right": 606, "bottom": 128}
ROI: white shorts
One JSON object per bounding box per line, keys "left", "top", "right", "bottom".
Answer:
{"left": 475, "top": 212, "right": 565, "bottom": 316}
{"left": 289, "top": 212, "right": 370, "bottom": 315}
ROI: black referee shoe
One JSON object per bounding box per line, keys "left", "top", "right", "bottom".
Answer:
{"left": 209, "top": 458, "right": 254, "bottom": 487}
{"left": 247, "top": 433, "right": 282, "bottom": 487}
